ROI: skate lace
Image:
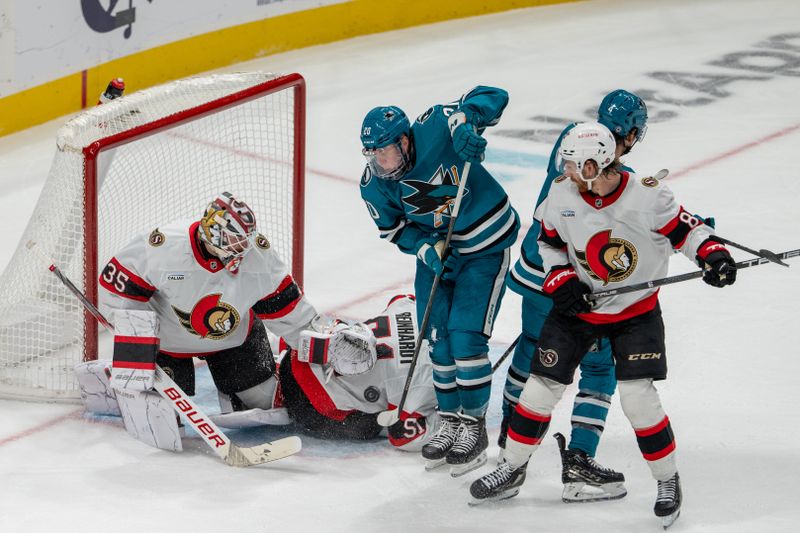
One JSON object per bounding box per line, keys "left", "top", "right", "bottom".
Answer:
{"left": 429, "top": 417, "right": 458, "bottom": 447}
{"left": 585, "top": 455, "right": 615, "bottom": 474}
{"left": 656, "top": 477, "right": 678, "bottom": 503}
{"left": 481, "top": 462, "right": 513, "bottom": 489}
{"left": 450, "top": 421, "right": 478, "bottom": 454}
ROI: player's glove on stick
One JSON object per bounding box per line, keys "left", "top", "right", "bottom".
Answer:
{"left": 417, "top": 239, "right": 446, "bottom": 276}
{"left": 543, "top": 265, "right": 592, "bottom": 316}
{"left": 441, "top": 248, "right": 463, "bottom": 282}
{"left": 696, "top": 237, "right": 737, "bottom": 287}
{"left": 448, "top": 110, "right": 487, "bottom": 163}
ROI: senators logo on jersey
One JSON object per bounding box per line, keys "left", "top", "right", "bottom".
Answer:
{"left": 172, "top": 294, "right": 241, "bottom": 340}
{"left": 575, "top": 230, "right": 638, "bottom": 285}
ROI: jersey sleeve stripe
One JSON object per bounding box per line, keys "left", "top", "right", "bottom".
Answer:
{"left": 539, "top": 223, "right": 567, "bottom": 250}
{"left": 99, "top": 258, "right": 156, "bottom": 302}
{"left": 379, "top": 218, "right": 407, "bottom": 242}
{"left": 457, "top": 211, "right": 518, "bottom": 256}
{"left": 253, "top": 275, "right": 303, "bottom": 319}
{"left": 452, "top": 197, "right": 510, "bottom": 241}
{"left": 657, "top": 206, "right": 695, "bottom": 249}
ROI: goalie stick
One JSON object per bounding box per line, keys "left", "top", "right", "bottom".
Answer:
{"left": 377, "top": 162, "right": 472, "bottom": 428}
{"left": 26, "top": 240, "right": 301, "bottom": 467}
{"left": 585, "top": 248, "right": 799, "bottom": 302}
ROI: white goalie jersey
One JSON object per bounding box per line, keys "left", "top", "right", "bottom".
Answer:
{"left": 536, "top": 171, "right": 716, "bottom": 323}
{"left": 288, "top": 295, "right": 436, "bottom": 427}
{"left": 99, "top": 219, "right": 317, "bottom": 355}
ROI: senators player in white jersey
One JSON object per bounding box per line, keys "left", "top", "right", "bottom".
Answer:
{"left": 98, "top": 192, "right": 317, "bottom": 414}
{"left": 278, "top": 294, "right": 438, "bottom": 451}
{"left": 470, "top": 123, "right": 736, "bottom": 529}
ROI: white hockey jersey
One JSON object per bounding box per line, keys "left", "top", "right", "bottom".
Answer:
{"left": 289, "top": 295, "right": 436, "bottom": 420}
{"left": 99, "top": 219, "right": 317, "bottom": 356}
{"left": 536, "top": 171, "right": 716, "bottom": 323}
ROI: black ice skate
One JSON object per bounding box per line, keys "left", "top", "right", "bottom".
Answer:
{"left": 654, "top": 472, "right": 682, "bottom": 529}
{"left": 421, "top": 411, "right": 460, "bottom": 471}
{"left": 554, "top": 432, "right": 627, "bottom": 503}
{"left": 446, "top": 413, "right": 488, "bottom": 477}
{"left": 469, "top": 460, "right": 527, "bottom": 506}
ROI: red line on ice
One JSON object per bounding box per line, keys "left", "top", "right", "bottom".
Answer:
{"left": 669, "top": 122, "right": 800, "bottom": 179}
{"left": 0, "top": 408, "right": 83, "bottom": 447}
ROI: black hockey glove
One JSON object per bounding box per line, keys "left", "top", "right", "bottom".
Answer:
{"left": 543, "top": 265, "right": 592, "bottom": 316}
{"left": 696, "top": 237, "right": 737, "bottom": 288}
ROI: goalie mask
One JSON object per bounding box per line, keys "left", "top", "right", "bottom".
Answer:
{"left": 199, "top": 192, "right": 257, "bottom": 273}
{"left": 558, "top": 122, "right": 616, "bottom": 190}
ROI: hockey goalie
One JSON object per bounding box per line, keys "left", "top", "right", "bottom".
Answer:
{"left": 77, "top": 293, "right": 438, "bottom": 453}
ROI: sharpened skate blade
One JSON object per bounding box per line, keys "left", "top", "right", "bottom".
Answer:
{"left": 424, "top": 458, "right": 447, "bottom": 471}
{"left": 562, "top": 482, "right": 627, "bottom": 503}
{"left": 449, "top": 452, "right": 487, "bottom": 478}
{"left": 661, "top": 510, "right": 680, "bottom": 529}
{"left": 468, "top": 487, "right": 520, "bottom": 507}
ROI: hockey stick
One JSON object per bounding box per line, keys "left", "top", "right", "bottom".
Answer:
{"left": 377, "top": 162, "right": 472, "bottom": 428}
{"left": 585, "top": 248, "right": 799, "bottom": 302}
{"left": 713, "top": 236, "right": 789, "bottom": 267}
{"left": 26, "top": 240, "right": 301, "bottom": 467}
{"left": 491, "top": 336, "right": 520, "bottom": 374}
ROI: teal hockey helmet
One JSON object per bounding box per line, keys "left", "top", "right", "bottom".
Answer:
{"left": 597, "top": 90, "right": 648, "bottom": 143}
{"left": 361, "top": 106, "right": 412, "bottom": 180}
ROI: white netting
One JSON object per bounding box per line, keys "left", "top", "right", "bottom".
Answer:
{"left": 0, "top": 72, "right": 304, "bottom": 401}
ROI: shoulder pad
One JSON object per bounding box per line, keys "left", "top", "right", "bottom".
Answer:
{"left": 148, "top": 228, "right": 166, "bottom": 247}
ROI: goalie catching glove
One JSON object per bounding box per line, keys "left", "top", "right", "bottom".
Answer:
{"left": 298, "top": 319, "right": 378, "bottom": 376}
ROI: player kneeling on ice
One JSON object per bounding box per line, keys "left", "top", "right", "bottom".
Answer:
{"left": 469, "top": 122, "right": 736, "bottom": 530}
{"left": 76, "top": 192, "right": 320, "bottom": 454}
{"left": 276, "top": 294, "right": 438, "bottom": 452}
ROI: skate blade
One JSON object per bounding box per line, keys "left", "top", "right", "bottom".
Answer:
{"left": 562, "top": 482, "right": 627, "bottom": 503}
{"left": 424, "top": 458, "right": 447, "bottom": 471}
{"left": 468, "top": 487, "right": 520, "bottom": 507}
{"left": 661, "top": 510, "right": 680, "bottom": 530}
{"left": 449, "top": 452, "right": 487, "bottom": 478}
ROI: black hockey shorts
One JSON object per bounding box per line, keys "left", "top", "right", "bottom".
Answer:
{"left": 531, "top": 304, "right": 667, "bottom": 385}
{"left": 278, "top": 355, "right": 382, "bottom": 441}
{"left": 156, "top": 319, "right": 276, "bottom": 396}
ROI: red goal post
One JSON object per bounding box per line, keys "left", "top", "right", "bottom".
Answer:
{"left": 0, "top": 72, "right": 306, "bottom": 402}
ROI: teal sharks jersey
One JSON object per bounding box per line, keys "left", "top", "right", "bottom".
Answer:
{"left": 360, "top": 86, "right": 519, "bottom": 258}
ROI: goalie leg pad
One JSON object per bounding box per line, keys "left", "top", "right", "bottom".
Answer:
{"left": 111, "top": 309, "right": 159, "bottom": 391}
{"left": 115, "top": 387, "right": 183, "bottom": 452}
{"left": 74, "top": 360, "right": 120, "bottom": 416}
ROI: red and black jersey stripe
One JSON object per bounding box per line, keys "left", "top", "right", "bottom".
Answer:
{"left": 657, "top": 207, "right": 702, "bottom": 250}
{"left": 634, "top": 416, "right": 676, "bottom": 462}
{"left": 253, "top": 275, "right": 302, "bottom": 319}
{"left": 539, "top": 222, "right": 567, "bottom": 250}
{"left": 99, "top": 258, "right": 156, "bottom": 302}
{"left": 508, "top": 403, "right": 551, "bottom": 446}
{"left": 112, "top": 335, "right": 158, "bottom": 370}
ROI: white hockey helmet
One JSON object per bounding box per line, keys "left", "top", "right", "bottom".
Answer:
{"left": 558, "top": 122, "right": 616, "bottom": 189}
{"left": 199, "top": 192, "right": 257, "bottom": 272}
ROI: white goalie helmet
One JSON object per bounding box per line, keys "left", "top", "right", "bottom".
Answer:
{"left": 558, "top": 121, "right": 616, "bottom": 189}
{"left": 198, "top": 192, "right": 257, "bottom": 272}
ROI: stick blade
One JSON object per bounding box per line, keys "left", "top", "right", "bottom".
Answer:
{"left": 759, "top": 249, "right": 790, "bottom": 267}
{"left": 224, "top": 435, "right": 302, "bottom": 467}
{"left": 377, "top": 409, "right": 400, "bottom": 428}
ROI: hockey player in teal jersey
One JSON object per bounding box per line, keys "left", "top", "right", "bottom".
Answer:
{"left": 359, "top": 86, "right": 520, "bottom": 476}
{"left": 500, "top": 90, "right": 648, "bottom": 502}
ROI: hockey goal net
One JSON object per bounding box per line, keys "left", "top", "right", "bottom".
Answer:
{"left": 0, "top": 72, "right": 305, "bottom": 402}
